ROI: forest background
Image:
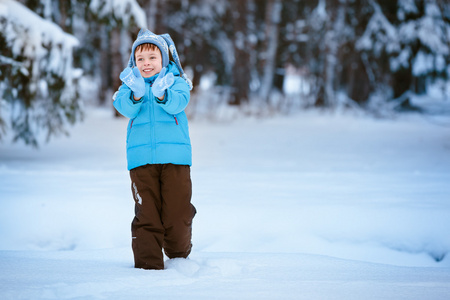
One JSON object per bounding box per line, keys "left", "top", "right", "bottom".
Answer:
{"left": 1, "top": 0, "right": 449, "bottom": 146}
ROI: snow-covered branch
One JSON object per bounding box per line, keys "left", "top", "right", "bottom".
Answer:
{"left": 0, "top": 0, "right": 82, "bottom": 146}
{"left": 89, "top": 0, "right": 146, "bottom": 28}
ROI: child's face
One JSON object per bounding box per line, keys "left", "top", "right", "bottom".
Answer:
{"left": 135, "top": 47, "right": 162, "bottom": 78}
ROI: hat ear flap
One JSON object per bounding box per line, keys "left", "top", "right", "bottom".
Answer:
{"left": 127, "top": 53, "right": 134, "bottom": 68}
{"left": 160, "top": 34, "right": 193, "bottom": 90}
{"left": 137, "top": 28, "right": 146, "bottom": 36}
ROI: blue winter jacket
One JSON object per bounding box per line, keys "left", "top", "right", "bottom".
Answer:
{"left": 113, "top": 62, "right": 192, "bottom": 170}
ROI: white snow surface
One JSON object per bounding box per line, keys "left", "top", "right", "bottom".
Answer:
{"left": 1, "top": 107, "right": 450, "bottom": 299}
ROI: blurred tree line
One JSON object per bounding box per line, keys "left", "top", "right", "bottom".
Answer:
{"left": 1, "top": 0, "right": 449, "bottom": 146}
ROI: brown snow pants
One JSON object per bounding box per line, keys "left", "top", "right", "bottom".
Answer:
{"left": 129, "top": 164, "right": 196, "bottom": 270}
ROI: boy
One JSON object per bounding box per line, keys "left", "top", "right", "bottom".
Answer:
{"left": 113, "top": 29, "right": 196, "bottom": 270}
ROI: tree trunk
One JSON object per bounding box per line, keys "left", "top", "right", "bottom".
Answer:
{"left": 315, "top": 0, "right": 343, "bottom": 108}
{"left": 229, "top": 0, "right": 252, "bottom": 105}
{"left": 259, "top": 0, "right": 282, "bottom": 103}
{"left": 98, "top": 26, "right": 111, "bottom": 105}
{"left": 58, "top": 0, "right": 73, "bottom": 33}
{"left": 111, "top": 27, "right": 123, "bottom": 103}
{"left": 138, "top": 0, "right": 167, "bottom": 32}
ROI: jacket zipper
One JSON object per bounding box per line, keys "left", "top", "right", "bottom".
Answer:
{"left": 174, "top": 116, "right": 179, "bottom": 125}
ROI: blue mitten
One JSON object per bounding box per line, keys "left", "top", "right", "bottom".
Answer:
{"left": 120, "top": 67, "right": 145, "bottom": 99}
{"left": 152, "top": 67, "right": 174, "bottom": 98}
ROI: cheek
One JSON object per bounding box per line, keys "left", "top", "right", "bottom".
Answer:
{"left": 152, "top": 60, "right": 161, "bottom": 68}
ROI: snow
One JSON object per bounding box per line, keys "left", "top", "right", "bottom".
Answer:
{"left": 356, "top": 2, "right": 399, "bottom": 56}
{"left": 0, "top": 0, "right": 82, "bottom": 146}
{"left": 1, "top": 106, "right": 450, "bottom": 299}
{"left": 0, "top": 0, "right": 79, "bottom": 76}
{"left": 89, "top": 0, "right": 146, "bottom": 28}
{"left": 358, "top": 0, "right": 449, "bottom": 77}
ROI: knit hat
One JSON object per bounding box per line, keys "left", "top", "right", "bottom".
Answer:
{"left": 128, "top": 28, "right": 193, "bottom": 90}
{"left": 129, "top": 28, "right": 169, "bottom": 68}
{"left": 160, "top": 33, "right": 193, "bottom": 90}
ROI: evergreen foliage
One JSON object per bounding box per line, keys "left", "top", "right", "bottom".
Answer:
{"left": 0, "top": 0, "right": 449, "bottom": 146}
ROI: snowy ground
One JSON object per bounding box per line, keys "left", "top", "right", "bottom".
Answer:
{"left": 1, "top": 106, "right": 450, "bottom": 299}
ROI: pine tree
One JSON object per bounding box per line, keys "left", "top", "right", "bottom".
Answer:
{"left": 0, "top": 0, "right": 82, "bottom": 146}
{"left": 357, "top": 0, "right": 450, "bottom": 112}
